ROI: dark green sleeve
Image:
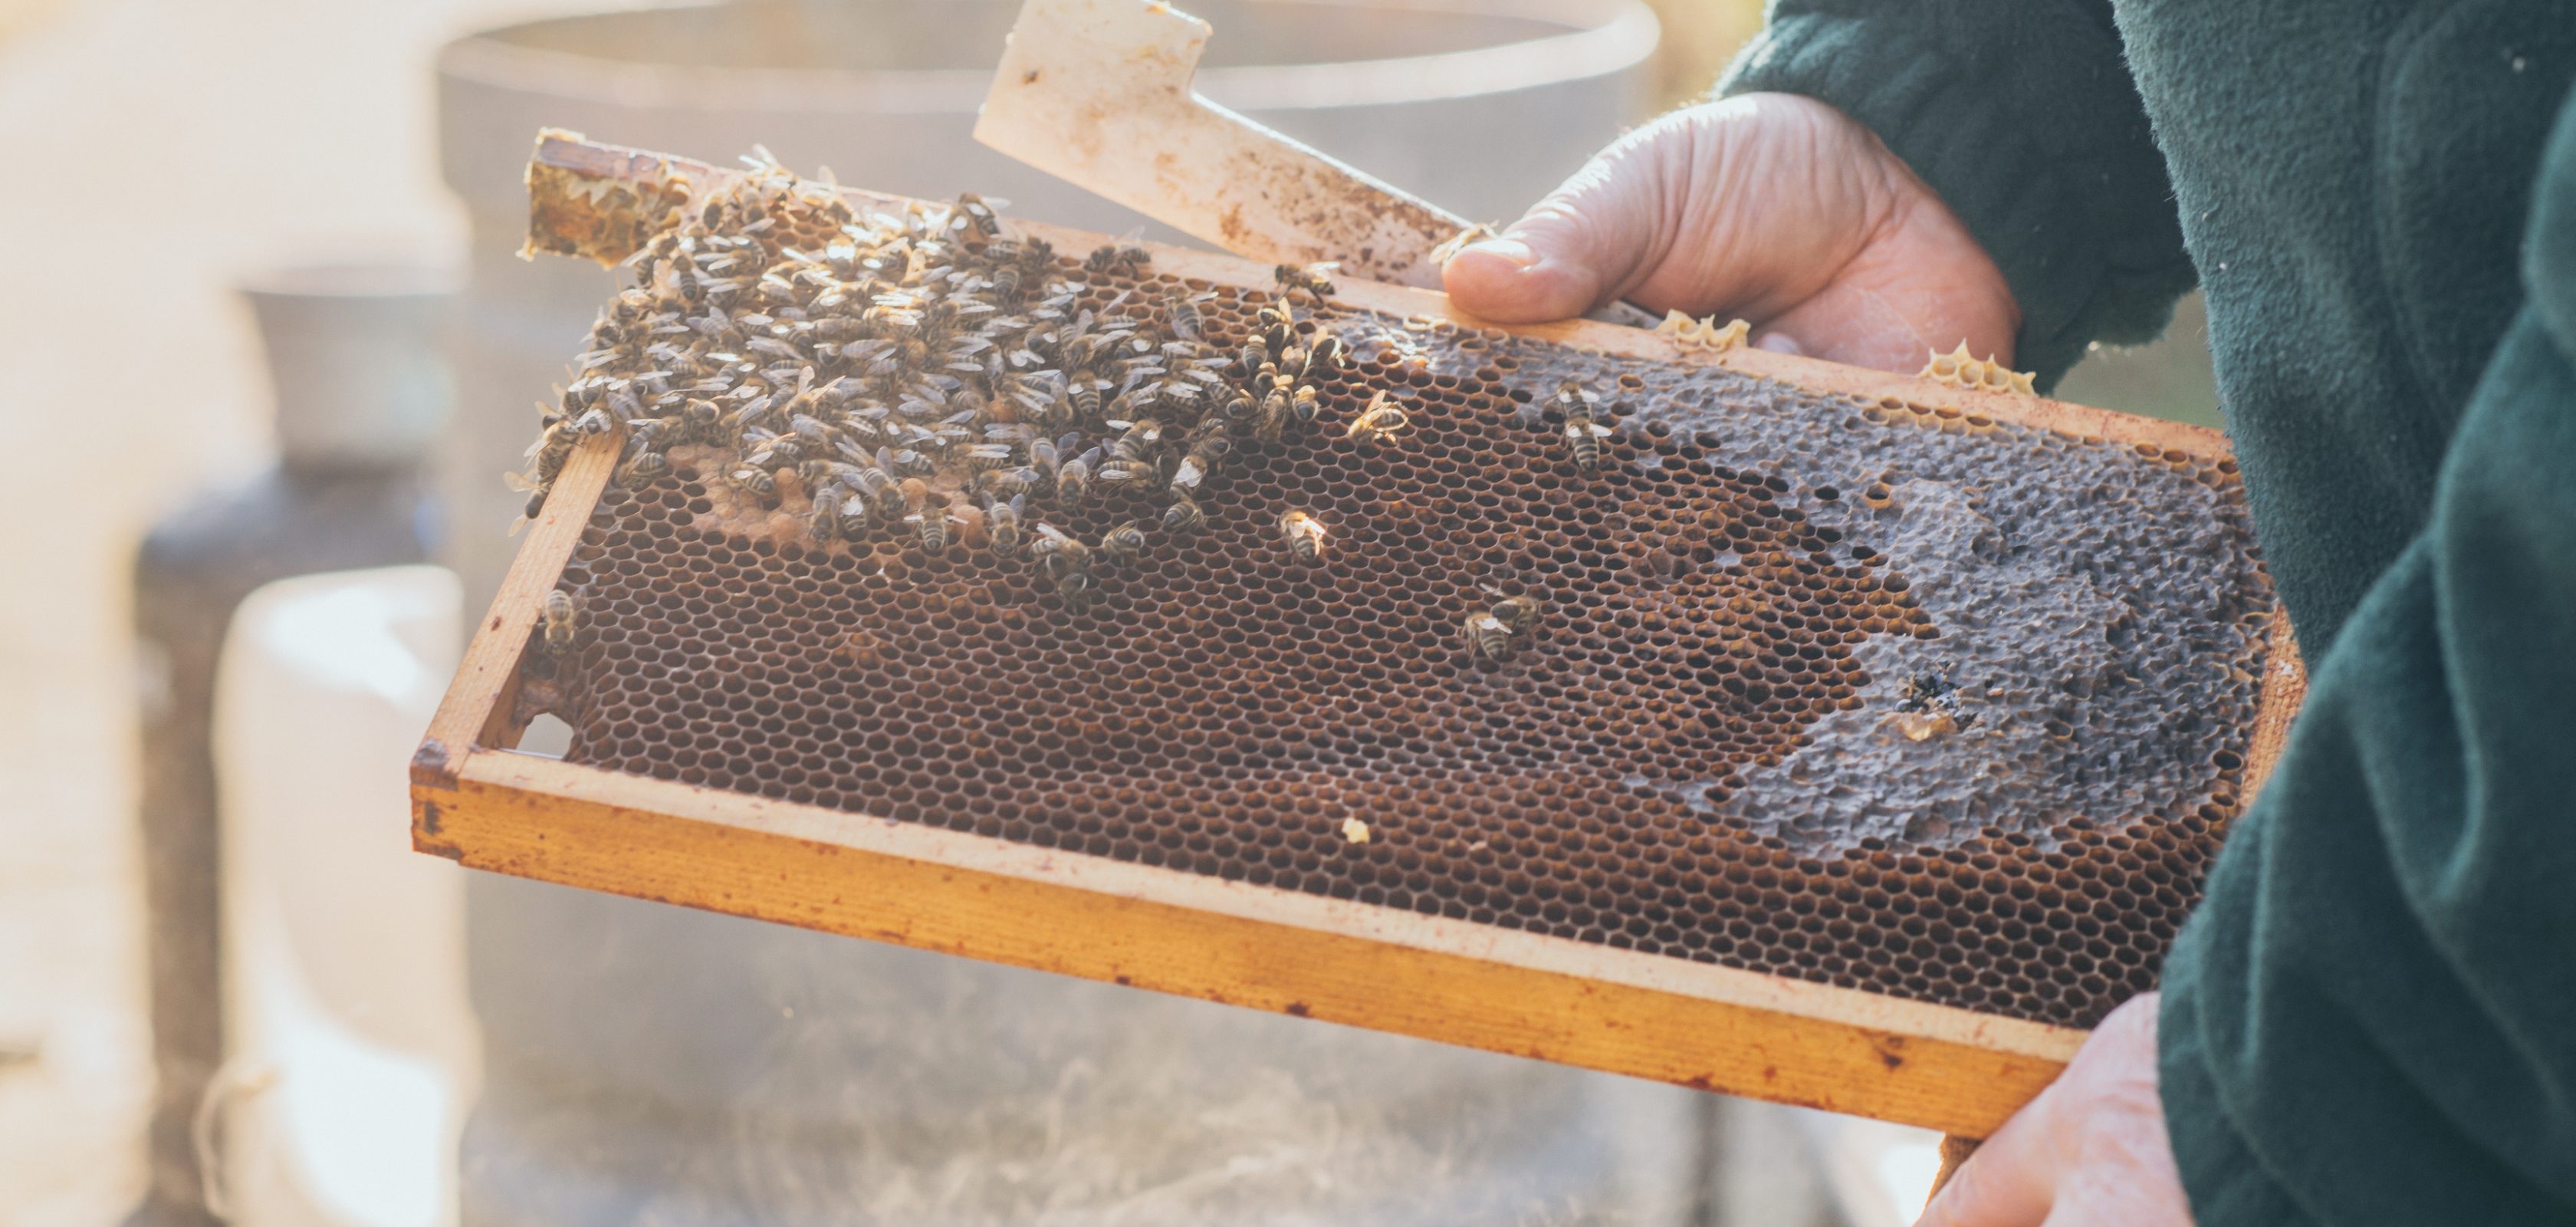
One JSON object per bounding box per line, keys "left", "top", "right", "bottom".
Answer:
{"left": 1716, "top": 0, "right": 2195, "bottom": 390}
{"left": 2156, "top": 87, "right": 2576, "bottom": 1224}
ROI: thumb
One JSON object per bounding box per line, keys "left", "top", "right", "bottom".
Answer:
{"left": 1914, "top": 1127, "right": 2053, "bottom": 1227}
{"left": 1443, "top": 127, "right": 1677, "bottom": 323}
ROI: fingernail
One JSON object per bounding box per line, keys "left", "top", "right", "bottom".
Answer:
{"left": 1460, "top": 238, "right": 1538, "bottom": 268}
{"left": 1755, "top": 331, "right": 1805, "bottom": 356}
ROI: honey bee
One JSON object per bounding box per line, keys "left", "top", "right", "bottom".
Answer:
{"left": 839, "top": 459, "right": 905, "bottom": 520}
{"left": 540, "top": 589, "right": 578, "bottom": 656}
{"left": 1096, "top": 460, "right": 1158, "bottom": 492}
{"left": 724, "top": 465, "right": 777, "bottom": 498}
{"left": 984, "top": 236, "right": 1051, "bottom": 303}
{"left": 949, "top": 192, "right": 1005, "bottom": 238}
{"left": 502, "top": 466, "right": 550, "bottom": 521}
{"left": 1239, "top": 333, "right": 1270, "bottom": 377}
{"left": 987, "top": 492, "right": 1026, "bottom": 555}
{"left": 898, "top": 478, "right": 948, "bottom": 550}
{"left": 1884, "top": 670, "right": 1978, "bottom": 741}
{"left": 1031, "top": 522, "right": 1093, "bottom": 600}
{"left": 614, "top": 448, "right": 672, "bottom": 489}
{"left": 1292, "top": 384, "right": 1320, "bottom": 425}
{"left": 1274, "top": 261, "right": 1339, "bottom": 297}
{"left": 978, "top": 465, "right": 1042, "bottom": 499}
{"left": 905, "top": 508, "right": 948, "bottom": 551}
{"left": 1056, "top": 447, "right": 1097, "bottom": 502}
{"left": 1255, "top": 387, "right": 1293, "bottom": 446}
{"left": 1277, "top": 508, "right": 1326, "bottom": 564}
{"left": 828, "top": 485, "right": 872, "bottom": 540}
{"left": 1068, "top": 365, "right": 1105, "bottom": 421}
{"left": 1299, "top": 334, "right": 1346, "bottom": 383}
{"left": 526, "top": 423, "right": 578, "bottom": 483}
{"left": 1085, "top": 232, "right": 1150, "bottom": 279}
{"left": 1221, "top": 388, "right": 1259, "bottom": 438}
{"left": 1556, "top": 380, "right": 1612, "bottom": 470}
{"left": 679, "top": 398, "right": 722, "bottom": 444}
{"left": 1460, "top": 610, "right": 1517, "bottom": 663}
{"left": 1101, "top": 520, "right": 1148, "bottom": 565}
{"left": 1346, "top": 390, "right": 1408, "bottom": 446}
{"left": 1162, "top": 494, "right": 1205, "bottom": 535}
{"left": 1165, "top": 291, "right": 1212, "bottom": 342}
{"left": 807, "top": 485, "right": 851, "bottom": 544}
{"left": 1490, "top": 594, "right": 1542, "bottom": 637}
{"left": 1256, "top": 302, "right": 1296, "bottom": 358}
{"left": 672, "top": 250, "right": 705, "bottom": 307}
{"left": 1112, "top": 416, "right": 1165, "bottom": 454}
{"left": 1168, "top": 448, "right": 1210, "bottom": 495}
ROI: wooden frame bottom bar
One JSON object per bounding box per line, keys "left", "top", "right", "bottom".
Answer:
{"left": 419, "top": 746, "right": 2081, "bottom": 1138}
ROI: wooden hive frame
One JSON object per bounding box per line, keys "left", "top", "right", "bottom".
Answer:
{"left": 411, "top": 131, "right": 2308, "bottom": 1140}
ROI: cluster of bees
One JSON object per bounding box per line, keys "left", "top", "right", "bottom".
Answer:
{"left": 508, "top": 151, "right": 1363, "bottom": 607}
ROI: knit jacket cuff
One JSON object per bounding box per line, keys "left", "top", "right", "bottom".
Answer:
{"left": 1717, "top": 0, "right": 2196, "bottom": 390}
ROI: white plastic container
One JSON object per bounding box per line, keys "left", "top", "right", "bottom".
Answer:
{"left": 209, "top": 566, "right": 476, "bottom": 1227}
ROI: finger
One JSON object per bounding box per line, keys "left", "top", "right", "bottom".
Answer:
{"left": 1915, "top": 1092, "right": 2060, "bottom": 1227}
{"left": 1444, "top": 123, "right": 1677, "bottom": 323}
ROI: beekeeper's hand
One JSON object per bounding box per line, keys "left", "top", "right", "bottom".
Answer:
{"left": 1915, "top": 992, "right": 2193, "bottom": 1227}
{"left": 1441, "top": 93, "right": 2019, "bottom": 375}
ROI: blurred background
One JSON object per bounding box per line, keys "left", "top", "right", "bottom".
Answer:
{"left": 0, "top": 1, "right": 2218, "bottom": 1224}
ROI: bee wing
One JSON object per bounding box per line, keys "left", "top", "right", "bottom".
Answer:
{"left": 1034, "top": 521, "right": 1077, "bottom": 545}
{"left": 502, "top": 470, "right": 542, "bottom": 492}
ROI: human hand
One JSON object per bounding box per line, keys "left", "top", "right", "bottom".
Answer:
{"left": 1916, "top": 992, "right": 2193, "bottom": 1226}
{"left": 1441, "top": 94, "right": 2020, "bottom": 375}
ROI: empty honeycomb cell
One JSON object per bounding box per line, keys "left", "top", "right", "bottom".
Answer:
{"left": 515, "top": 173, "right": 2275, "bottom": 1030}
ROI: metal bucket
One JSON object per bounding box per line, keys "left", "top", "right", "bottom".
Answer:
{"left": 435, "top": 6, "right": 1690, "bottom": 1223}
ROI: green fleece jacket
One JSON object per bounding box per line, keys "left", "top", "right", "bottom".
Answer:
{"left": 1723, "top": 2, "right": 2576, "bottom": 1221}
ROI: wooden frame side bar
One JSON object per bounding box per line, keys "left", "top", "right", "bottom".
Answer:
{"left": 412, "top": 429, "right": 619, "bottom": 789}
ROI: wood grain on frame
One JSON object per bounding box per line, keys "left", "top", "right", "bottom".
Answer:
{"left": 420, "top": 748, "right": 2082, "bottom": 1137}
{"left": 414, "top": 429, "right": 620, "bottom": 790}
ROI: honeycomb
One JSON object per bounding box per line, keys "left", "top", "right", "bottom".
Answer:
{"left": 517, "top": 159, "right": 2274, "bottom": 1031}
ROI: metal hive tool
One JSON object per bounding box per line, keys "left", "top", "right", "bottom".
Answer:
{"left": 413, "top": 132, "right": 2308, "bottom": 1139}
